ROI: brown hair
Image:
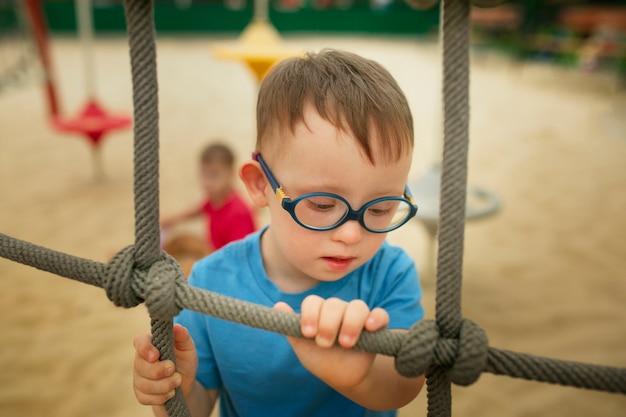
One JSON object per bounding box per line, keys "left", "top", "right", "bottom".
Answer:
{"left": 256, "top": 49, "right": 414, "bottom": 164}
{"left": 200, "top": 142, "right": 235, "bottom": 167}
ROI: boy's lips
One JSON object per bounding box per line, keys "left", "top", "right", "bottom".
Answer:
{"left": 322, "top": 256, "right": 355, "bottom": 271}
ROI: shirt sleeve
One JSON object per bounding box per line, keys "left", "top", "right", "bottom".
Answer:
{"left": 371, "top": 245, "right": 424, "bottom": 331}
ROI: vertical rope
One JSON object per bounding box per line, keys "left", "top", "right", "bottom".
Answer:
{"left": 123, "top": 1, "right": 188, "bottom": 415}
{"left": 125, "top": 0, "right": 161, "bottom": 270}
{"left": 436, "top": 0, "right": 470, "bottom": 340}
{"left": 151, "top": 318, "right": 191, "bottom": 417}
{"left": 429, "top": 0, "right": 471, "bottom": 416}
{"left": 426, "top": 368, "right": 452, "bottom": 417}
{"left": 1, "top": 2, "right": 625, "bottom": 413}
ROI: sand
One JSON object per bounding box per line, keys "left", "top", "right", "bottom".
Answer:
{"left": 1, "top": 34, "right": 625, "bottom": 417}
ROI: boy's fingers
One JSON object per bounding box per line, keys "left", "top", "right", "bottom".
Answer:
{"left": 316, "top": 297, "right": 346, "bottom": 348}
{"left": 300, "top": 295, "right": 324, "bottom": 339}
{"left": 133, "top": 374, "right": 180, "bottom": 406}
{"left": 133, "top": 333, "right": 159, "bottom": 362}
{"left": 273, "top": 301, "right": 294, "bottom": 313}
{"left": 135, "top": 391, "right": 176, "bottom": 407}
{"left": 134, "top": 371, "right": 182, "bottom": 395}
{"left": 134, "top": 354, "right": 176, "bottom": 380}
{"left": 365, "top": 307, "right": 390, "bottom": 332}
{"left": 276, "top": 298, "right": 387, "bottom": 349}
{"left": 338, "top": 300, "right": 370, "bottom": 348}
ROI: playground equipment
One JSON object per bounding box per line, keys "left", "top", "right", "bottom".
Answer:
{"left": 22, "top": 0, "right": 132, "bottom": 180}
{"left": 411, "top": 165, "right": 500, "bottom": 236}
{"left": 212, "top": 0, "right": 301, "bottom": 83}
{"left": 0, "top": 1, "right": 42, "bottom": 93}
{"left": 410, "top": 78, "right": 500, "bottom": 274}
{"left": 17, "top": 0, "right": 58, "bottom": 117}
{"left": 1, "top": 1, "right": 625, "bottom": 417}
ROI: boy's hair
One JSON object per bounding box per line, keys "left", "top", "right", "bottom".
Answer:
{"left": 256, "top": 48, "right": 414, "bottom": 164}
{"left": 200, "top": 142, "right": 235, "bottom": 167}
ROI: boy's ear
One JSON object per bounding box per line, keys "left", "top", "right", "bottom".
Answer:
{"left": 239, "top": 160, "right": 269, "bottom": 207}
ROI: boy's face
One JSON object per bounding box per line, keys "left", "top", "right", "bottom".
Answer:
{"left": 199, "top": 161, "right": 233, "bottom": 200}
{"left": 261, "top": 106, "right": 412, "bottom": 289}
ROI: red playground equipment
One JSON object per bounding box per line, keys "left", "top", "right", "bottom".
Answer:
{"left": 22, "top": 0, "right": 132, "bottom": 180}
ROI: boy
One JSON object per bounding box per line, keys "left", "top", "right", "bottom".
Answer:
{"left": 133, "top": 49, "right": 425, "bottom": 416}
{"left": 161, "top": 142, "right": 257, "bottom": 252}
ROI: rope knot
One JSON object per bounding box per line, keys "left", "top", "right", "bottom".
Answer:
{"left": 395, "top": 320, "right": 439, "bottom": 377}
{"left": 103, "top": 245, "right": 143, "bottom": 308}
{"left": 144, "top": 252, "right": 185, "bottom": 320}
{"left": 104, "top": 246, "right": 185, "bottom": 320}
{"left": 440, "top": 318, "right": 489, "bottom": 386}
{"left": 395, "top": 318, "right": 488, "bottom": 386}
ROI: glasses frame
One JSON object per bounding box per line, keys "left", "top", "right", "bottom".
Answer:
{"left": 253, "top": 152, "right": 418, "bottom": 233}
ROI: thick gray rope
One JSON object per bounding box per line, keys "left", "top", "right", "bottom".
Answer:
{"left": 436, "top": 0, "right": 470, "bottom": 347}
{"left": 1, "top": 0, "right": 626, "bottom": 416}
{"left": 426, "top": 0, "right": 472, "bottom": 415}
{"left": 126, "top": 0, "right": 161, "bottom": 270}
{"left": 123, "top": 1, "right": 189, "bottom": 416}
{"left": 2, "top": 232, "right": 625, "bottom": 394}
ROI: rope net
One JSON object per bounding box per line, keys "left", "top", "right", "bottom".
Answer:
{"left": 0, "top": 1, "right": 625, "bottom": 416}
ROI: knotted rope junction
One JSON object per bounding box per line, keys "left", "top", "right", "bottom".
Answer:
{"left": 1, "top": 1, "right": 625, "bottom": 417}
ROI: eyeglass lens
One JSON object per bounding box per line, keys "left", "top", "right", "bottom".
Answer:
{"left": 293, "top": 195, "right": 412, "bottom": 231}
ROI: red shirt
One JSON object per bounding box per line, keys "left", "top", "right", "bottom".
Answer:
{"left": 201, "top": 191, "right": 256, "bottom": 250}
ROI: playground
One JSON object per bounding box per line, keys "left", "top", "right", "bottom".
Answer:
{"left": 1, "top": 20, "right": 626, "bottom": 417}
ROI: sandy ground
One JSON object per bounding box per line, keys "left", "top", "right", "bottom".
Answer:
{"left": 1, "top": 33, "right": 625, "bottom": 417}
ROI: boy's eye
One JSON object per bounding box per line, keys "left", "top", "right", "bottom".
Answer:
{"left": 368, "top": 207, "right": 392, "bottom": 216}
{"left": 368, "top": 201, "right": 398, "bottom": 217}
{"left": 304, "top": 197, "right": 339, "bottom": 212}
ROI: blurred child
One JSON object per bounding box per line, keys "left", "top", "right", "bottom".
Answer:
{"left": 161, "top": 142, "right": 257, "bottom": 252}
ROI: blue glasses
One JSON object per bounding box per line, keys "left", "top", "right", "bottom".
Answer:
{"left": 253, "top": 152, "right": 418, "bottom": 233}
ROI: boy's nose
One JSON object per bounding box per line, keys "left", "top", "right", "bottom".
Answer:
{"left": 330, "top": 219, "right": 364, "bottom": 245}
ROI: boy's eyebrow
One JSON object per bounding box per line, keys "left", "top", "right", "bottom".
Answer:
{"left": 289, "top": 179, "right": 406, "bottom": 200}
{"left": 254, "top": 151, "right": 407, "bottom": 198}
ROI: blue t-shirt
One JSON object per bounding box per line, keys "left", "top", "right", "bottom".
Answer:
{"left": 175, "top": 228, "right": 424, "bottom": 417}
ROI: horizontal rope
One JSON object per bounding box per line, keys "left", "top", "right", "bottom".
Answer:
{"left": 2, "top": 232, "right": 625, "bottom": 394}
{"left": 0, "top": 233, "right": 104, "bottom": 287}
{"left": 487, "top": 348, "right": 626, "bottom": 393}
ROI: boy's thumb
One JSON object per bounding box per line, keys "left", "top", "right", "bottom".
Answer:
{"left": 173, "top": 324, "right": 195, "bottom": 352}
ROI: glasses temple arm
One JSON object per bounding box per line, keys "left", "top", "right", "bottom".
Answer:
{"left": 252, "top": 152, "right": 282, "bottom": 193}
{"left": 403, "top": 185, "right": 418, "bottom": 206}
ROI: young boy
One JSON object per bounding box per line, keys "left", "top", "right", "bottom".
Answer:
{"left": 161, "top": 142, "right": 257, "bottom": 252}
{"left": 133, "top": 49, "right": 425, "bottom": 417}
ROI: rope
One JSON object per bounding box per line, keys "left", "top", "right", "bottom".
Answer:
{"left": 2, "top": 232, "right": 626, "bottom": 392}
{"left": 123, "top": 1, "right": 189, "bottom": 415}
{"left": 427, "top": 0, "right": 472, "bottom": 414}
{"left": 125, "top": 0, "right": 161, "bottom": 270}
{"left": 0, "top": 1, "right": 625, "bottom": 417}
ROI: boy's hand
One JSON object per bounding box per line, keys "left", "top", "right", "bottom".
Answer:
{"left": 274, "top": 296, "right": 389, "bottom": 389}
{"left": 132, "top": 324, "right": 198, "bottom": 405}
